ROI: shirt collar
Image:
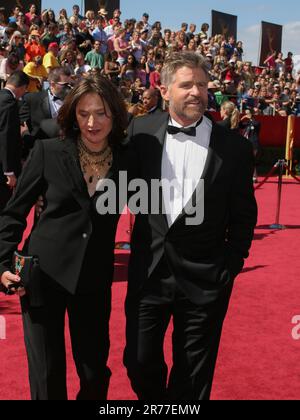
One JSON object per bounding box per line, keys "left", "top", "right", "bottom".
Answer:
{"left": 4, "top": 87, "right": 16, "bottom": 99}
{"left": 48, "top": 89, "right": 62, "bottom": 102}
{"left": 169, "top": 116, "right": 203, "bottom": 129}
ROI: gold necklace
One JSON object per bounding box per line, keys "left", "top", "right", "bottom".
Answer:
{"left": 78, "top": 137, "right": 110, "bottom": 157}
{"left": 78, "top": 140, "right": 113, "bottom": 184}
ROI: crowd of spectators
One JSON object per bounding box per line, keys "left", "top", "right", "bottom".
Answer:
{"left": 0, "top": 3, "right": 300, "bottom": 117}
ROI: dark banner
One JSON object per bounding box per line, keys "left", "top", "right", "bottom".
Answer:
{"left": 1, "top": 1, "right": 42, "bottom": 14}
{"left": 211, "top": 10, "right": 237, "bottom": 40}
{"left": 84, "top": 0, "right": 120, "bottom": 18}
{"left": 259, "top": 21, "right": 283, "bottom": 66}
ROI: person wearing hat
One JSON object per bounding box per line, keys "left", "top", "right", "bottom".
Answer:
{"left": 205, "top": 53, "right": 213, "bottom": 70}
{"left": 24, "top": 30, "right": 45, "bottom": 63}
{"left": 42, "top": 42, "right": 60, "bottom": 73}
{"left": 97, "top": 8, "right": 109, "bottom": 28}
{"left": 23, "top": 55, "right": 48, "bottom": 92}
{"left": 98, "top": 7, "right": 108, "bottom": 17}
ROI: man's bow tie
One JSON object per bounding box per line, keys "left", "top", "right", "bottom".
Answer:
{"left": 167, "top": 125, "right": 196, "bottom": 136}
{"left": 52, "top": 95, "right": 61, "bottom": 102}
{"left": 167, "top": 118, "right": 203, "bottom": 137}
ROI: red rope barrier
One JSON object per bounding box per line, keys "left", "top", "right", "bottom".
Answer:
{"left": 254, "top": 163, "right": 279, "bottom": 191}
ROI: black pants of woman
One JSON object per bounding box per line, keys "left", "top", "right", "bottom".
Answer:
{"left": 20, "top": 276, "right": 111, "bottom": 400}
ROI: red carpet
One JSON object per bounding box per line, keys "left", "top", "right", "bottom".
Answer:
{"left": 1, "top": 179, "right": 300, "bottom": 400}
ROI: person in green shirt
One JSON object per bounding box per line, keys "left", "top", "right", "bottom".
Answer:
{"left": 41, "top": 23, "right": 59, "bottom": 51}
{"left": 85, "top": 40, "right": 104, "bottom": 69}
{"left": 214, "top": 84, "right": 229, "bottom": 109}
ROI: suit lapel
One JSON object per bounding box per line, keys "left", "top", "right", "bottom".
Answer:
{"left": 153, "top": 112, "right": 169, "bottom": 147}
{"left": 41, "top": 92, "right": 51, "bottom": 118}
{"left": 200, "top": 123, "right": 223, "bottom": 190}
{"left": 150, "top": 113, "right": 169, "bottom": 231}
{"left": 59, "top": 138, "right": 91, "bottom": 212}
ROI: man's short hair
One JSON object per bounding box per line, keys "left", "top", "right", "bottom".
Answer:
{"left": 48, "top": 67, "right": 72, "bottom": 83}
{"left": 161, "top": 51, "right": 209, "bottom": 86}
{"left": 7, "top": 71, "right": 29, "bottom": 88}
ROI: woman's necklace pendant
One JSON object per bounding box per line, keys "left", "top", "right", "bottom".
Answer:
{"left": 88, "top": 175, "right": 93, "bottom": 184}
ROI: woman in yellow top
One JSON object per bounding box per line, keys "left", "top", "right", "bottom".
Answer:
{"left": 23, "top": 55, "right": 48, "bottom": 92}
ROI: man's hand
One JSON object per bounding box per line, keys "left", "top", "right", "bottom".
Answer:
{"left": 6, "top": 174, "right": 17, "bottom": 188}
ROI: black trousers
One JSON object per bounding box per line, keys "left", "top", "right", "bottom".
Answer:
{"left": 20, "top": 277, "right": 112, "bottom": 400}
{"left": 124, "top": 265, "right": 234, "bottom": 400}
{"left": 0, "top": 183, "right": 13, "bottom": 213}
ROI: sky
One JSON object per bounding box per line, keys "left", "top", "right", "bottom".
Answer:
{"left": 41, "top": 0, "right": 300, "bottom": 65}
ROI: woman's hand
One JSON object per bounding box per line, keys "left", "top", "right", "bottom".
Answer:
{"left": 35, "top": 195, "right": 44, "bottom": 217}
{"left": 1, "top": 271, "right": 26, "bottom": 296}
{"left": 6, "top": 174, "right": 17, "bottom": 188}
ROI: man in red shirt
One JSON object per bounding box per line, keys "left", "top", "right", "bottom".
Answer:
{"left": 149, "top": 61, "right": 163, "bottom": 89}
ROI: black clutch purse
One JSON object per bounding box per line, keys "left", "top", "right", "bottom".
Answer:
{"left": 11, "top": 251, "right": 43, "bottom": 307}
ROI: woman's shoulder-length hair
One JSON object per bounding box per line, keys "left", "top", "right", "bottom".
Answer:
{"left": 57, "top": 75, "right": 128, "bottom": 147}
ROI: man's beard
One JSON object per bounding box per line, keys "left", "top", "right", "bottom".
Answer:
{"left": 170, "top": 98, "right": 207, "bottom": 122}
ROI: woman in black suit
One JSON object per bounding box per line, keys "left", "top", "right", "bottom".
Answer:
{"left": 0, "top": 76, "right": 129, "bottom": 400}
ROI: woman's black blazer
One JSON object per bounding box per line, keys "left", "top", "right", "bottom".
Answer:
{"left": 0, "top": 137, "right": 132, "bottom": 294}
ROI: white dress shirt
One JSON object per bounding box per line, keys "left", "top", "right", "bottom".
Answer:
{"left": 161, "top": 115, "right": 212, "bottom": 227}
{"left": 48, "top": 90, "right": 63, "bottom": 119}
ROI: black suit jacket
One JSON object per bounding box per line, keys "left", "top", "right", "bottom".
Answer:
{"left": 19, "top": 90, "right": 58, "bottom": 141}
{"left": 127, "top": 112, "right": 258, "bottom": 304}
{"left": 0, "top": 89, "right": 22, "bottom": 185}
{"left": 0, "top": 137, "right": 131, "bottom": 294}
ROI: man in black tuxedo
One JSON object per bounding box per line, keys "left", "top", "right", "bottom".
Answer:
{"left": 124, "top": 52, "right": 258, "bottom": 400}
{"left": 0, "top": 71, "right": 29, "bottom": 212}
{"left": 19, "top": 67, "right": 72, "bottom": 154}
